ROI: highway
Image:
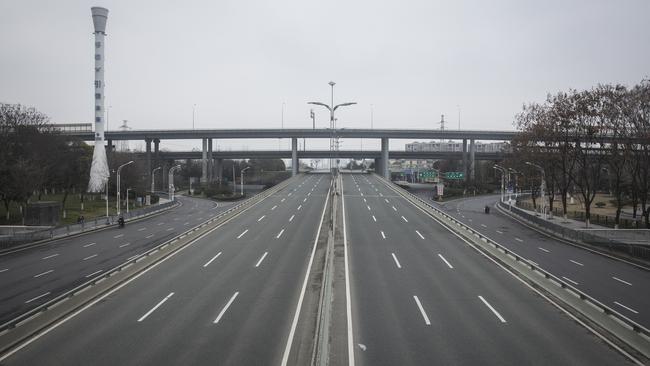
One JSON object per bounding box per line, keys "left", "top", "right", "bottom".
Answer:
{"left": 0, "top": 174, "right": 331, "bottom": 365}
{"left": 343, "top": 174, "right": 632, "bottom": 365}
{"left": 0, "top": 195, "right": 234, "bottom": 325}
{"left": 436, "top": 194, "right": 650, "bottom": 328}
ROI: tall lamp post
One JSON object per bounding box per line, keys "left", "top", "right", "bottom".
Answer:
{"left": 116, "top": 161, "right": 134, "bottom": 216}
{"left": 151, "top": 166, "right": 161, "bottom": 193}
{"left": 192, "top": 104, "right": 197, "bottom": 130}
{"left": 308, "top": 81, "right": 356, "bottom": 175}
{"left": 168, "top": 164, "right": 182, "bottom": 201}
{"left": 526, "top": 161, "right": 547, "bottom": 219}
{"left": 493, "top": 165, "right": 506, "bottom": 203}
{"left": 508, "top": 168, "right": 522, "bottom": 199}
{"left": 241, "top": 167, "right": 251, "bottom": 196}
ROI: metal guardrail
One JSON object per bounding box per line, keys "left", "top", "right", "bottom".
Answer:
{"left": 0, "top": 201, "right": 178, "bottom": 249}
{"left": 0, "top": 176, "right": 298, "bottom": 334}
{"left": 375, "top": 175, "right": 650, "bottom": 343}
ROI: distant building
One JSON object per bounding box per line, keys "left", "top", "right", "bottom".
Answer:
{"left": 405, "top": 140, "right": 509, "bottom": 153}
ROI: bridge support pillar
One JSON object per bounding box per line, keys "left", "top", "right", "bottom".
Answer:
{"left": 462, "top": 139, "right": 468, "bottom": 183}
{"left": 381, "top": 137, "right": 389, "bottom": 179}
{"left": 207, "top": 139, "right": 213, "bottom": 183}
{"left": 291, "top": 138, "right": 298, "bottom": 176}
{"left": 469, "top": 139, "right": 476, "bottom": 182}
{"left": 106, "top": 139, "right": 113, "bottom": 153}
{"left": 215, "top": 158, "right": 223, "bottom": 184}
{"left": 375, "top": 158, "right": 382, "bottom": 176}
{"left": 153, "top": 138, "right": 160, "bottom": 178}
{"left": 145, "top": 138, "right": 152, "bottom": 187}
{"left": 201, "top": 138, "right": 208, "bottom": 184}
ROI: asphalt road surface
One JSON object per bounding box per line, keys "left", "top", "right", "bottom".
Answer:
{"left": 0, "top": 195, "right": 234, "bottom": 325}
{"left": 0, "top": 174, "right": 331, "bottom": 365}
{"left": 435, "top": 194, "right": 650, "bottom": 328}
{"left": 344, "top": 174, "right": 632, "bottom": 365}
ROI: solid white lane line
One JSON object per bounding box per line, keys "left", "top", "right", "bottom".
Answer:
{"left": 282, "top": 184, "right": 333, "bottom": 366}
{"left": 203, "top": 252, "right": 222, "bottom": 267}
{"left": 138, "top": 227, "right": 146, "bottom": 231}
{"left": 413, "top": 296, "right": 431, "bottom": 325}
{"left": 380, "top": 231, "right": 386, "bottom": 239}
{"left": 25, "top": 292, "right": 50, "bottom": 304}
{"left": 528, "top": 260, "right": 539, "bottom": 266}
{"left": 496, "top": 230, "right": 503, "bottom": 234}
{"left": 41, "top": 254, "right": 59, "bottom": 260}
{"left": 83, "top": 242, "right": 96, "bottom": 248}
{"left": 113, "top": 234, "right": 124, "bottom": 239}
{"left": 415, "top": 230, "right": 425, "bottom": 240}
{"left": 401, "top": 216, "right": 408, "bottom": 223}
{"left": 569, "top": 260, "right": 584, "bottom": 267}
{"left": 481, "top": 224, "right": 487, "bottom": 228}
{"left": 391, "top": 253, "right": 402, "bottom": 269}
{"left": 297, "top": 205, "right": 302, "bottom": 210}
{"left": 515, "top": 238, "right": 524, "bottom": 242}
{"left": 85, "top": 269, "right": 103, "bottom": 278}
{"left": 83, "top": 254, "right": 98, "bottom": 261}
{"left": 145, "top": 234, "right": 154, "bottom": 239}
{"left": 372, "top": 215, "right": 377, "bottom": 222}
{"left": 119, "top": 242, "right": 131, "bottom": 248}
{"left": 276, "top": 229, "right": 285, "bottom": 238}
{"left": 272, "top": 205, "right": 278, "bottom": 210}
{"left": 438, "top": 254, "right": 454, "bottom": 269}
{"left": 392, "top": 206, "right": 397, "bottom": 211}
{"left": 34, "top": 269, "right": 53, "bottom": 278}
{"left": 478, "top": 296, "right": 507, "bottom": 323}
{"left": 538, "top": 247, "right": 550, "bottom": 253}
{"left": 255, "top": 252, "right": 269, "bottom": 267}
{"left": 612, "top": 276, "right": 633, "bottom": 286}
{"left": 138, "top": 292, "right": 175, "bottom": 322}
{"left": 237, "top": 229, "right": 249, "bottom": 239}
{"left": 289, "top": 215, "right": 295, "bottom": 222}
{"left": 614, "top": 301, "right": 639, "bottom": 314}
{"left": 214, "top": 292, "right": 239, "bottom": 324}
{"left": 562, "top": 276, "right": 579, "bottom": 285}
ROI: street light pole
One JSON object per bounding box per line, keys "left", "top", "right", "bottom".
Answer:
{"left": 116, "top": 161, "right": 134, "bottom": 216}
{"left": 168, "top": 165, "right": 182, "bottom": 201}
{"left": 151, "top": 166, "right": 161, "bottom": 193}
{"left": 241, "top": 166, "right": 251, "bottom": 196}
{"left": 493, "top": 165, "right": 506, "bottom": 204}
{"left": 308, "top": 81, "right": 356, "bottom": 176}
{"left": 192, "top": 104, "right": 196, "bottom": 130}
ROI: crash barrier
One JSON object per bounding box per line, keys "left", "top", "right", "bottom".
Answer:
{"left": 373, "top": 174, "right": 650, "bottom": 360}
{"left": 0, "top": 175, "right": 298, "bottom": 342}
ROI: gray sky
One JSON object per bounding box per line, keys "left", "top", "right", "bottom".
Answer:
{"left": 1, "top": 0, "right": 648, "bottom": 151}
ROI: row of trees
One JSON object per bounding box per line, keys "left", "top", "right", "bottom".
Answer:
{"left": 0, "top": 103, "right": 93, "bottom": 221}
{"left": 510, "top": 81, "right": 650, "bottom": 228}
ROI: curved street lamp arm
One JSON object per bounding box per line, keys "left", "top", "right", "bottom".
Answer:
{"left": 333, "top": 102, "right": 357, "bottom": 111}
{"left": 307, "top": 102, "right": 332, "bottom": 112}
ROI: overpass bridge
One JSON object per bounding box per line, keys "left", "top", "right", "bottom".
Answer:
{"left": 67, "top": 127, "right": 515, "bottom": 183}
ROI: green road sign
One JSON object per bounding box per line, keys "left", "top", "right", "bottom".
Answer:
{"left": 444, "top": 172, "right": 465, "bottom": 180}
{"left": 418, "top": 170, "right": 438, "bottom": 178}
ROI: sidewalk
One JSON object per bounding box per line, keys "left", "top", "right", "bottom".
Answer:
{"left": 0, "top": 200, "right": 178, "bottom": 249}
{"left": 498, "top": 200, "right": 650, "bottom": 261}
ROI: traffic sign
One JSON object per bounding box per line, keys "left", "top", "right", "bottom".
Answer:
{"left": 418, "top": 170, "right": 438, "bottom": 178}
{"left": 444, "top": 172, "right": 465, "bottom": 180}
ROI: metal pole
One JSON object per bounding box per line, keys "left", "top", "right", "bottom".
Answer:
{"left": 126, "top": 188, "right": 130, "bottom": 213}
{"left": 192, "top": 104, "right": 196, "bottom": 130}
{"left": 105, "top": 179, "right": 109, "bottom": 223}
{"left": 116, "top": 161, "right": 133, "bottom": 215}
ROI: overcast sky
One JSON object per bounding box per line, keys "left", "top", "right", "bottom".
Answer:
{"left": 1, "top": 0, "right": 648, "bottom": 151}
